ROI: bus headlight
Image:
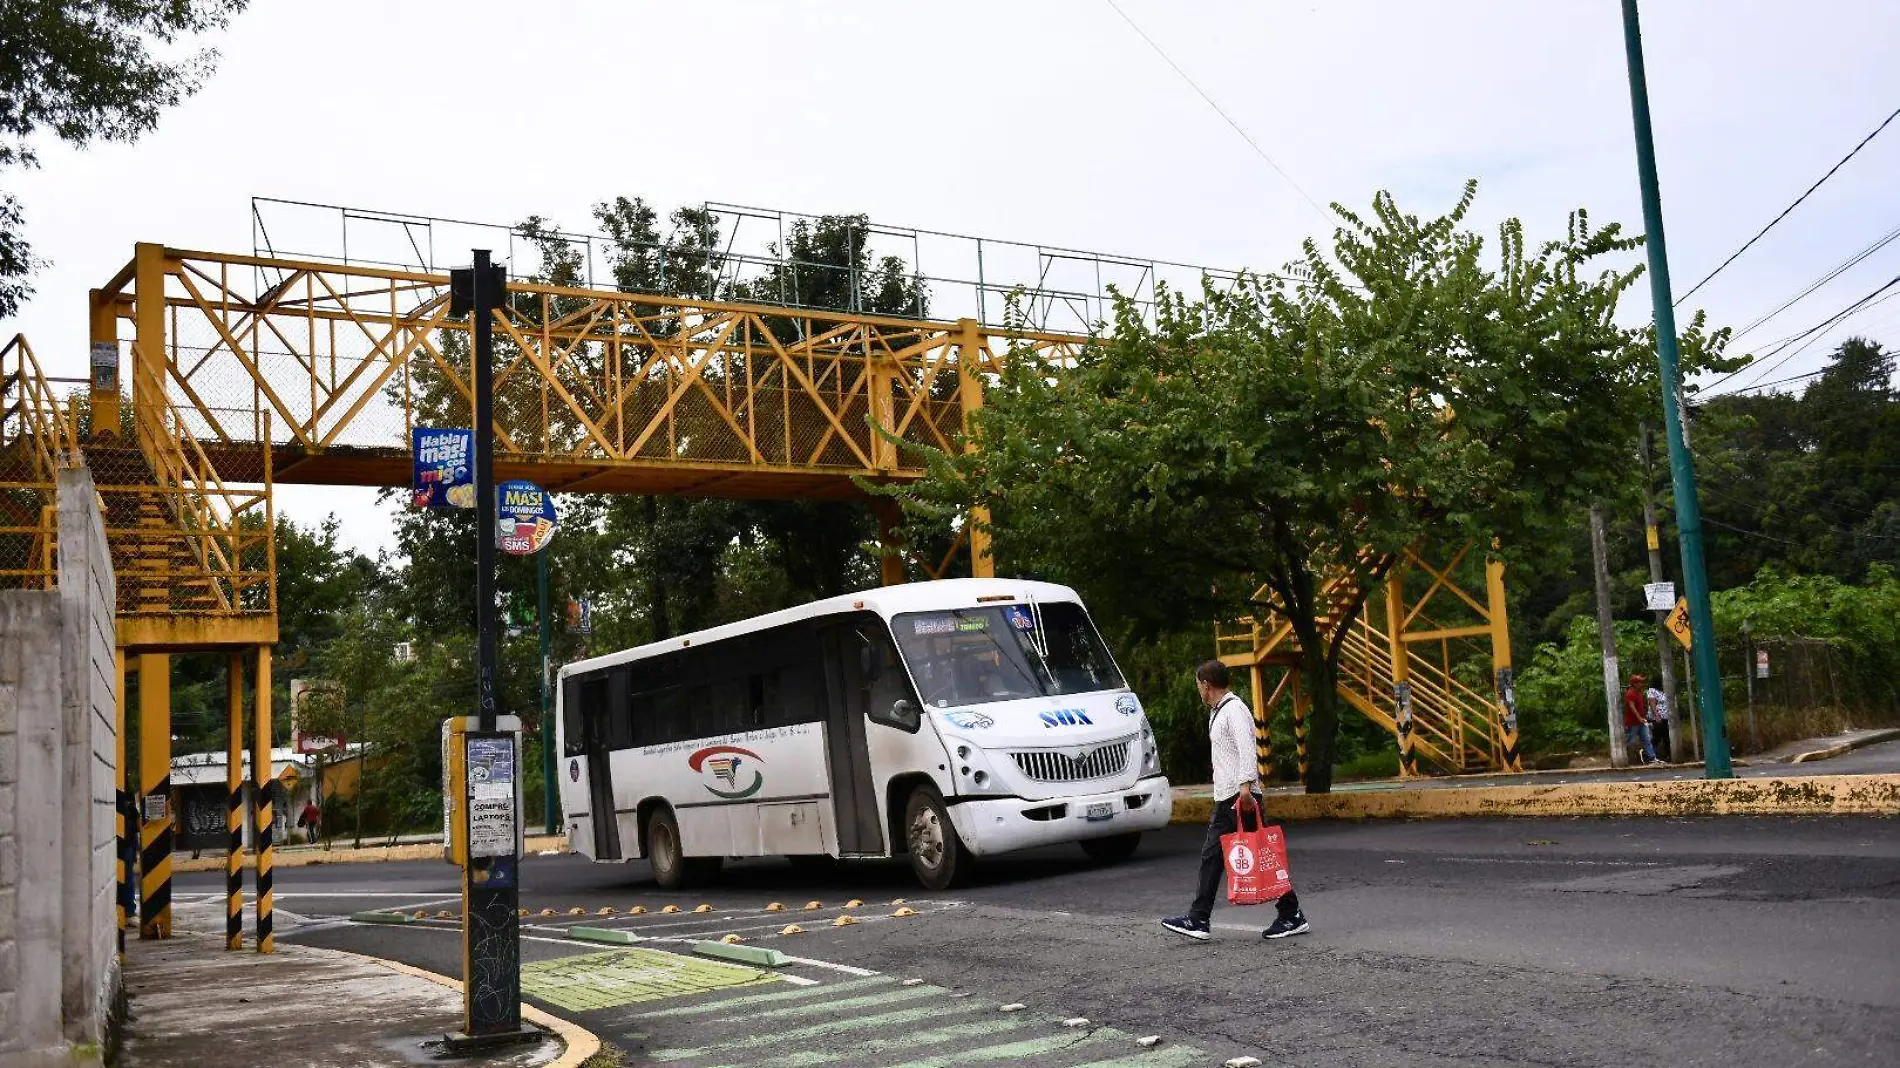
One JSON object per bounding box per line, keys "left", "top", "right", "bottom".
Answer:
{"left": 947, "top": 737, "right": 1007, "bottom": 795}
{"left": 1140, "top": 719, "right": 1160, "bottom": 776}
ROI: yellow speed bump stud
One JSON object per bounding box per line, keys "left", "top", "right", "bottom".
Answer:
{"left": 889, "top": 898, "right": 907, "bottom": 906}
{"left": 568, "top": 907, "right": 587, "bottom": 916}
{"left": 765, "top": 902, "right": 784, "bottom": 912}
{"left": 833, "top": 915, "right": 860, "bottom": 927}
{"left": 692, "top": 904, "right": 714, "bottom": 914}
{"left": 628, "top": 905, "right": 647, "bottom": 915}
{"left": 597, "top": 906, "right": 616, "bottom": 915}
{"left": 844, "top": 899, "right": 864, "bottom": 909}
{"left": 517, "top": 908, "right": 529, "bottom": 918}
{"left": 413, "top": 910, "right": 430, "bottom": 919}
{"left": 719, "top": 933, "right": 744, "bottom": 944}
{"left": 892, "top": 907, "right": 917, "bottom": 918}
{"left": 436, "top": 910, "right": 455, "bottom": 919}
{"left": 803, "top": 901, "right": 822, "bottom": 911}
{"left": 661, "top": 904, "right": 681, "bottom": 914}
{"left": 779, "top": 924, "right": 805, "bottom": 935}
{"left": 539, "top": 908, "right": 557, "bottom": 917}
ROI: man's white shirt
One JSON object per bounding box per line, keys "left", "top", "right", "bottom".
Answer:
{"left": 1209, "top": 692, "right": 1260, "bottom": 801}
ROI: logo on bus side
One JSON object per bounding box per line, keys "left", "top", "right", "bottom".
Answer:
{"left": 943, "top": 710, "right": 994, "bottom": 730}
{"left": 688, "top": 745, "right": 764, "bottom": 800}
{"left": 1039, "top": 708, "right": 1093, "bottom": 728}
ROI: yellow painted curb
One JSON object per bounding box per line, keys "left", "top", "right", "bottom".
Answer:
{"left": 1169, "top": 773, "right": 1900, "bottom": 822}
{"left": 174, "top": 834, "right": 568, "bottom": 874}
{"left": 361, "top": 952, "right": 601, "bottom": 1068}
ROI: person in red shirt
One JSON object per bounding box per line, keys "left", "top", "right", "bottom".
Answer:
{"left": 1622, "top": 674, "right": 1659, "bottom": 764}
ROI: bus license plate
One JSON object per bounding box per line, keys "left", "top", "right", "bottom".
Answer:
{"left": 1085, "top": 802, "right": 1114, "bottom": 822}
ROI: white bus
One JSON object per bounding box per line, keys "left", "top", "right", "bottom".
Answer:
{"left": 555, "top": 578, "right": 1172, "bottom": 890}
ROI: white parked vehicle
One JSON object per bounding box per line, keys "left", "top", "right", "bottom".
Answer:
{"left": 555, "top": 578, "right": 1172, "bottom": 889}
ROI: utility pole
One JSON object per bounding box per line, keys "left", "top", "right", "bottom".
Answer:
{"left": 538, "top": 551, "right": 558, "bottom": 835}
{"left": 1640, "top": 425, "right": 1682, "bottom": 760}
{"left": 449, "top": 251, "right": 525, "bottom": 1045}
{"left": 1590, "top": 505, "right": 1628, "bottom": 767}
{"left": 1619, "top": 0, "right": 1732, "bottom": 778}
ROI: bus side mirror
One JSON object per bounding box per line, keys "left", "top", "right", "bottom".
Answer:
{"left": 890, "top": 699, "right": 918, "bottom": 730}
{"left": 859, "top": 643, "right": 884, "bottom": 682}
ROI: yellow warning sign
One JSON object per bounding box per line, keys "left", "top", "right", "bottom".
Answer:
{"left": 1665, "top": 598, "right": 1693, "bottom": 649}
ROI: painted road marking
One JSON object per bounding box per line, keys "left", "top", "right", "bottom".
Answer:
{"left": 880, "top": 1028, "right": 1129, "bottom": 1068}
{"left": 519, "top": 948, "right": 776, "bottom": 1012}
{"left": 634, "top": 974, "right": 895, "bottom": 1018}
{"left": 1067, "top": 1048, "right": 1208, "bottom": 1068}
{"left": 648, "top": 1001, "right": 985, "bottom": 1062}
{"left": 668, "top": 983, "right": 946, "bottom": 1027}
{"left": 697, "top": 1018, "right": 1034, "bottom": 1068}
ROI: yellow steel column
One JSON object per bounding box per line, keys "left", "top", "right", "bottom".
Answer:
{"left": 88, "top": 287, "right": 121, "bottom": 438}
{"left": 956, "top": 319, "right": 993, "bottom": 578}
{"left": 1249, "top": 664, "right": 1273, "bottom": 784}
{"left": 251, "top": 644, "right": 275, "bottom": 953}
{"left": 1485, "top": 554, "right": 1523, "bottom": 772}
{"left": 872, "top": 499, "right": 907, "bottom": 587}
{"left": 132, "top": 243, "right": 169, "bottom": 617}
{"left": 114, "top": 648, "right": 128, "bottom": 956}
{"left": 225, "top": 654, "right": 246, "bottom": 950}
{"left": 1385, "top": 572, "right": 1417, "bottom": 778}
{"left": 136, "top": 653, "right": 172, "bottom": 939}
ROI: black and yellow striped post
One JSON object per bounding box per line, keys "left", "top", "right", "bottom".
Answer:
{"left": 1291, "top": 672, "right": 1309, "bottom": 782}
{"left": 114, "top": 648, "right": 130, "bottom": 956}
{"left": 1386, "top": 572, "right": 1418, "bottom": 779}
{"left": 137, "top": 652, "right": 172, "bottom": 939}
{"left": 251, "top": 644, "right": 275, "bottom": 953}
{"left": 1485, "top": 556, "right": 1523, "bottom": 772}
{"left": 1248, "top": 665, "right": 1273, "bottom": 784}
{"left": 225, "top": 653, "right": 247, "bottom": 950}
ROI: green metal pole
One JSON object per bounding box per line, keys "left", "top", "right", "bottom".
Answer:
{"left": 538, "top": 550, "right": 558, "bottom": 833}
{"left": 1619, "top": 0, "right": 1732, "bottom": 778}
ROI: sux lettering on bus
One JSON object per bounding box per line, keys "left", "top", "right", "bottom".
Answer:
{"left": 1040, "top": 708, "right": 1093, "bottom": 728}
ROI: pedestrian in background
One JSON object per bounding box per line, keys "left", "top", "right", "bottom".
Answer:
{"left": 1623, "top": 674, "right": 1659, "bottom": 764}
{"left": 298, "top": 798, "right": 321, "bottom": 845}
{"left": 1646, "top": 681, "right": 1672, "bottom": 763}
{"left": 1163, "top": 660, "right": 1309, "bottom": 941}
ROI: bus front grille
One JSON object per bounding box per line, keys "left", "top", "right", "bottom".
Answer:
{"left": 1009, "top": 739, "right": 1134, "bottom": 783}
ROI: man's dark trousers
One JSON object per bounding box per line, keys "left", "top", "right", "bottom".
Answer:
{"left": 1190, "top": 791, "right": 1300, "bottom": 924}
{"left": 1652, "top": 719, "right": 1673, "bottom": 762}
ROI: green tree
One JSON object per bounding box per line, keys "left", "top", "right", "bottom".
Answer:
{"left": 895, "top": 184, "right": 1675, "bottom": 792}
{"left": 1, "top": 0, "right": 248, "bottom": 315}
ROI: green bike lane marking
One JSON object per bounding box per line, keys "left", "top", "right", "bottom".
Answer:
{"left": 518, "top": 947, "right": 779, "bottom": 1012}
{"left": 696, "top": 1018, "right": 1033, "bottom": 1068}
{"left": 630, "top": 974, "right": 895, "bottom": 1018}
{"left": 646, "top": 1001, "right": 985, "bottom": 1061}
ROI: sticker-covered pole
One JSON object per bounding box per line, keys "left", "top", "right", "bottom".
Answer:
{"left": 448, "top": 252, "right": 526, "bottom": 1046}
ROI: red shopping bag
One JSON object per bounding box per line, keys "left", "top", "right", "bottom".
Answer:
{"left": 1222, "top": 793, "right": 1293, "bottom": 906}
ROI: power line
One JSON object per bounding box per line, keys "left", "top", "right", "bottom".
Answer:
{"left": 1730, "top": 221, "right": 1900, "bottom": 343}
{"left": 1676, "top": 103, "right": 1900, "bottom": 306}
{"left": 1102, "top": 0, "right": 1332, "bottom": 223}
{"left": 1705, "top": 273, "right": 1900, "bottom": 395}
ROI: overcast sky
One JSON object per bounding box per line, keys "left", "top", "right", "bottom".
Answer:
{"left": 7, "top": 0, "right": 1898, "bottom": 557}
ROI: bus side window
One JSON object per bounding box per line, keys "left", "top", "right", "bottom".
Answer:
{"left": 607, "top": 668, "right": 634, "bottom": 749}
{"left": 627, "top": 690, "right": 655, "bottom": 747}
{"left": 654, "top": 687, "right": 685, "bottom": 745}
{"left": 746, "top": 674, "right": 766, "bottom": 729}
{"left": 712, "top": 678, "right": 747, "bottom": 736}
{"left": 687, "top": 683, "right": 714, "bottom": 738}
{"left": 561, "top": 678, "right": 584, "bottom": 756}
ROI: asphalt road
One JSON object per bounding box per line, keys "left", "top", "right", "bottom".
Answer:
{"left": 175, "top": 816, "right": 1900, "bottom": 1068}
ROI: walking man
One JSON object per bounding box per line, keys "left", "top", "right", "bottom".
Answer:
{"left": 1163, "top": 660, "right": 1309, "bottom": 941}
{"left": 1646, "top": 680, "right": 1672, "bottom": 763}
{"left": 1623, "top": 674, "right": 1659, "bottom": 764}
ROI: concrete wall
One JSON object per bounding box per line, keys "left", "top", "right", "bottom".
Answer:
{"left": 0, "top": 466, "right": 119, "bottom": 1067}
{"left": 58, "top": 465, "right": 119, "bottom": 1049}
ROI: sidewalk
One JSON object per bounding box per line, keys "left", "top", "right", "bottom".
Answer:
{"left": 118, "top": 907, "right": 594, "bottom": 1068}
{"left": 1171, "top": 734, "right": 1900, "bottom": 821}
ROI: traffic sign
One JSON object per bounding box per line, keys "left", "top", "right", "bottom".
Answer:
{"left": 1665, "top": 598, "right": 1693, "bottom": 649}
{"left": 1644, "top": 581, "right": 1676, "bottom": 612}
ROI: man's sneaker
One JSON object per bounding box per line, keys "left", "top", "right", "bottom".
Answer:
{"left": 1161, "top": 916, "right": 1211, "bottom": 941}
{"left": 1262, "top": 913, "right": 1311, "bottom": 939}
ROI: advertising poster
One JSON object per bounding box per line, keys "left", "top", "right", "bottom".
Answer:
{"left": 412, "top": 427, "right": 475, "bottom": 508}
{"left": 466, "top": 735, "right": 517, "bottom": 859}
{"left": 497, "top": 479, "right": 558, "bottom": 555}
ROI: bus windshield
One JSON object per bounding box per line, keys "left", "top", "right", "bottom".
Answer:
{"left": 892, "top": 601, "right": 1126, "bottom": 708}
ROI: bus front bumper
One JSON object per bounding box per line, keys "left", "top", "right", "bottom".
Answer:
{"left": 947, "top": 775, "right": 1173, "bottom": 857}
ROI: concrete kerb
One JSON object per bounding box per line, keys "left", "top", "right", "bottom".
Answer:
{"left": 361, "top": 952, "right": 602, "bottom": 1068}
{"left": 1789, "top": 728, "right": 1900, "bottom": 764}
{"left": 173, "top": 833, "right": 568, "bottom": 873}
{"left": 1170, "top": 773, "right": 1900, "bottom": 822}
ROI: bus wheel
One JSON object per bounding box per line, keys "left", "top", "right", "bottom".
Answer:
{"left": 1080, "top": 832, "right": 1142, "bottom": 864}
{"left": 646, "top": 807, "right": 688, "bottom": 890}
{"left": 904, "top": 786, "right": 968, "bottom": 891}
